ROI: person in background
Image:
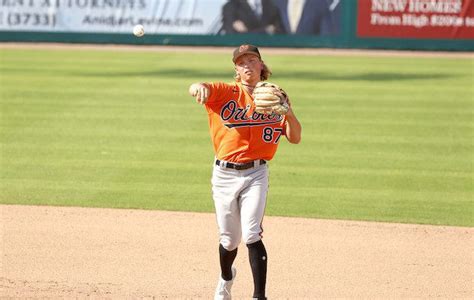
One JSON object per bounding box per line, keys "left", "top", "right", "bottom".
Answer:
{"left": 221, "top": 0, "right": 286, "bottom": 34}
{"left": 273, "top": 0, "right": 341, "bottom": 35}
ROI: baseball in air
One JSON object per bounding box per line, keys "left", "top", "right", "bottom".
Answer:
{"left": 133, "top": 24, "right": 145, "bottom": 37}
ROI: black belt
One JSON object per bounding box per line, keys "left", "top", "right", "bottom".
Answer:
{"left": 215, "top": 159, "right": 266, "bottom": 170}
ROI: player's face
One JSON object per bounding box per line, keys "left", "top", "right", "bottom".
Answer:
{"left": 235, "top": 54, "right": 263, "bottom": 84}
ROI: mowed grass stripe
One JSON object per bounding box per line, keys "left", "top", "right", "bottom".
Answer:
{"left": 3, "top": 144, "right": 469, "bottom": 170}
{"left": 0, "top": 48, "right": 472, "bottom": 226}
{"left": 5, "top": 102, "right": 471, "bottom": 115}
{"left": 4, "top": 94, "right": 472, "bottom": 109}
{"left": 3, "top": 130, "right": 472, "bottom": 148}
{"left": 3, "top": 163, "right": 470, "bottom": 192}
{"left": 3, "top": 139, "right": 471, "bottom": 161}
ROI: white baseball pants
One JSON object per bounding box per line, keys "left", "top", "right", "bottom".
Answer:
{"left": 211, "top": 161, "right": 269, "bottom": 251}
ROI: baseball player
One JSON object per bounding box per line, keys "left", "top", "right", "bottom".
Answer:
{"left": 188, "top": 44, "right": 301, "bottom": 300}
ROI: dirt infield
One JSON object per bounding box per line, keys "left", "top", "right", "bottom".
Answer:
{"left": 1, "top": 205, "right": 472, "bottom": 299}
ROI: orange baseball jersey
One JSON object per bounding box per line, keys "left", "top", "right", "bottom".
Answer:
{"left": 204, "top": 82, "right": 286, "bottom": 163}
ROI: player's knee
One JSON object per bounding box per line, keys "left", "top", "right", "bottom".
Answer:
{"left": 220, "top": 237, "right": 240, "bottom": 251}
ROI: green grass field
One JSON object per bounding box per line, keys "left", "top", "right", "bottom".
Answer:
{"left": 0, "top": 47, "right": 472, "bottom": 226}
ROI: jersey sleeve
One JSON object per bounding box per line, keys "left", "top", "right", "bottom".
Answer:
{"left": 205, "top": 82, "right": 235, "bottom": 105}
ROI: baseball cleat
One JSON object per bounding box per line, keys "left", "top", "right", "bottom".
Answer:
{"left": 214, "top": 267, "right": 237, "bottom": 300}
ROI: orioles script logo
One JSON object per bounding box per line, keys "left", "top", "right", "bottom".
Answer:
{"left": 220, "top": 100, "right": 283, "bottom": 129}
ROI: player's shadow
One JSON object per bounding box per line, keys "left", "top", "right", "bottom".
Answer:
{"left": 71, "top": 69, "right": 232, "bottom": 79}
{"left": 273, "top": 71, "right": 457, "bottom": 81}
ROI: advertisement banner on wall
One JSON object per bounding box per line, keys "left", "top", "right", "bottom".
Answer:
{"left": 357, "top": 0, "right": 474, "bottom": 39}
{"left": 0, "top": 0, "right": 226, "bottom": 34}
{"left": 0, "top": 0, "right": 342, "bottom": 36}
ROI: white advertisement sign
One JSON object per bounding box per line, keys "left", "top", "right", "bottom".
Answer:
{"left": 0, "top": 0, "right": 226, "bottom": 34}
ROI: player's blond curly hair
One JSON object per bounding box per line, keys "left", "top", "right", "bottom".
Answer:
{"left": 234, "top": 61, "right": 272, "bottom": 82}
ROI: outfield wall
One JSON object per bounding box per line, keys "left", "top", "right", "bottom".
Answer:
{"left": 0, "top": 0, "right": 473, "bottom": 51}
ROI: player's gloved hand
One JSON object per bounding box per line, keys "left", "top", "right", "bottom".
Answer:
{"left": 252, "top": 81, "right": 290, "bottom": 115}
{"left": 189, "top": 83, "right": 209, "bottom": 104}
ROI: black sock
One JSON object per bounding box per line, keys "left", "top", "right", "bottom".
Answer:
{"left": 247, "top": 240, "right": 267, "bottom": 299}
{"left": 219, "top": 244, "right": 237, "bottom": 281}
